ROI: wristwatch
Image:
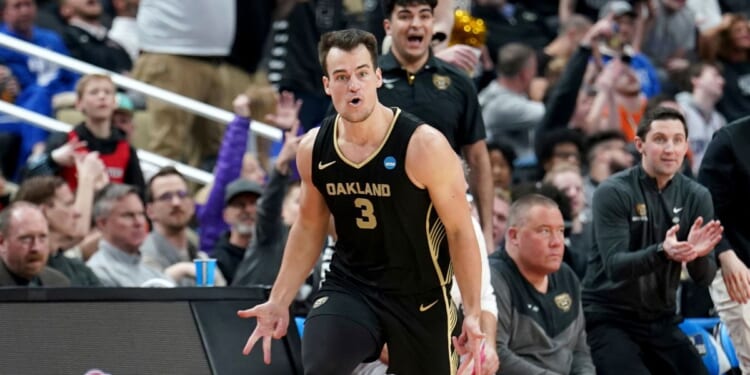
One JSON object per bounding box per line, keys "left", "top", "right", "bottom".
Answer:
{"left": 657, "top": 242, "right": 666, "bottom": 254}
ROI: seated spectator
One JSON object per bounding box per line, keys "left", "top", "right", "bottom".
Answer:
{"left": 14, "top": 175, "right": 101, "bottom": 285}
{"left": 490, "top": 194, "right": 595, "bottom": 374}
{"left": 59, "top": 0, "right": 132, "bottom": 73}
{"left": 111, "top": 92, "right": 134, "bottom": 141}
{"left": 676, "top": 62, "right": 726, "bottom": 175}
{"left": 86, "top": 184, "right": 173, "bottom": 287}
{"left": 25, "top": 73, "right": 145, "bottom": 194}
{"left": 491, "top": 188, "right": 510, "bottom": 254}
{"left": 479, "top": 42, "right": 544, "bottom": 159}
{"left": 543, "top": 163, "right": 592, "bottom": 279}
{"left": 535, "top": 128, "right": 584, "bottom": 175}
{"left": 487, "top": 140, "right": 517, "bottom": 194}
{"left": 701, "top": 13, "right": 750, "bottom": 122}
{"left": 141, "top": 167, "right": 224, "bottom": 286}
{"left": 217, "top": 179, "right": 263, "bottom": 286}
{"left": 581, "top": 130, "right": 633, "bottom": 220}
{"left": 0, "top": 202, "right": 70, "bottom": 286}
{"left": 0, "top": 0, "right": 78, "bottom": 166}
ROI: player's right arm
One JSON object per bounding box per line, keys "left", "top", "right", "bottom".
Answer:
{"left": 267, "top": 127, "right": 331, "bottom": 306}
{"left": 238, "top": 128, "right": 331, "bottom": 363}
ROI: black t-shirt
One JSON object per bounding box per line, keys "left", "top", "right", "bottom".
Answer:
{"left": 225, "top": 0, "right": 275, "bottom": 74}
{"left": 377, "top": 53, "right": 486, "bottom": 154}
{"left": 716, "top": 59, "right": 750, "bottom": 123}
{"left": 268, "top": 0, "right": 383, "bottom": 94}
{"left": 311, "top": 108, "right": 451, "bottom": 294}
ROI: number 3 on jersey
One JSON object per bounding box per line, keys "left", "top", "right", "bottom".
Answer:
{"left": 354, "top": 198, "right": 377, "bottom": 229}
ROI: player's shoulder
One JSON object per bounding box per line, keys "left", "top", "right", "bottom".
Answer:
{"left": 299, "top": 126, "right": 322, "bottom": 151}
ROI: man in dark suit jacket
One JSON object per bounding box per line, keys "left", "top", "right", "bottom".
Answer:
{"left": 0, "top": 202, "right": 69, "bottom": 287}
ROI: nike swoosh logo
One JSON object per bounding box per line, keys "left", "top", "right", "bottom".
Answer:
{"left": 318, "top": 160, "right": 336, "bottom": 170}
{"left": 383, "top": 78, "right": 399, "bottom": 84}
{"left": 673, "top": 207, "right": 683, "bottom": 214}
{"left": 419, "top": 299, "right": 439, "bottom": 312}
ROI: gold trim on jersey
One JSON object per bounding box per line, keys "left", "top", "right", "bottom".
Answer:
{"left": 426, "top": 203, "right": 450, "bottom": 286}
{"left": 446, "top": 288, "right": 459, "bottom": 374}
{"left": 425, "top": 203, "right": 458, "bottom": 373}
{"left": 332, "top": 108, "right": 400, "bottom": 169}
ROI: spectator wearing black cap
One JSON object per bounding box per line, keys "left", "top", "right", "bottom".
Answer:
{"left": 212, "top": 177, "right": 263, "bottom": 285}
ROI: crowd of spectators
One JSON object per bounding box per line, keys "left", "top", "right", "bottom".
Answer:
{"left": 0, "top": 0, "right": 747, "bottom": 374}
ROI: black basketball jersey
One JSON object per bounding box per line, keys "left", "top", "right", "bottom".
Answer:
{"left": 311, "top": 108, "right": 452, "bottom": 295}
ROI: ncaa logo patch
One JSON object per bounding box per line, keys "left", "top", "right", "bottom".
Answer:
{"left": 384, "top": 156, "right": 397, "bottom": 170}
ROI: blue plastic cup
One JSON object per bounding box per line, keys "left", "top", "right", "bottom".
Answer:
{"left": 194, "top": 258, "right": 217, "bottom": 287}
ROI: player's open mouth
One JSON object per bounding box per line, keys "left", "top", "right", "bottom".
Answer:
{"left": 350, "top": 98, "right": 362, "bottom": 105}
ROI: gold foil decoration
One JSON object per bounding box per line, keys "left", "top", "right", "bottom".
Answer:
{"left": 449, "top": 9, "right": 487, "bottom": 48}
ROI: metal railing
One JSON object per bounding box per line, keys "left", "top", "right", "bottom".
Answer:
{"left": 0, "top": 33, "right": 287, "bottom": 184}
{"left": 0, "top": 100, "right": 214, "bottom": 184}
{"left": 0, "top": 33, "right": 283, "bottom": 142}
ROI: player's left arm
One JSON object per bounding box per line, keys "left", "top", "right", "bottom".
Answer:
{"left": 407, "top": 125, "right": 483, "bottom": 317}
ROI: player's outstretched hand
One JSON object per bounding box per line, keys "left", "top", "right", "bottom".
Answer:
{"left": 237, "top": 301, "right": 289, "bottom": 364}
{"left": 453, "top": 314, "right": 485, "bottom": 375}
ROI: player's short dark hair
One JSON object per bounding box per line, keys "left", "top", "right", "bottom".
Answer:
{"left": 496, "top": 43, "right": 535, "bottom": 77}
{"left": 382, "top": 0, "right": 437, "bottom": 19}
{"left": 636, "top": 106, "right": 688, "bottom": 140}
{"left": 318, "top": 29, "right": 379, "bottom": 78}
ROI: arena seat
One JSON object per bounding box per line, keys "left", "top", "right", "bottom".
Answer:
{"left": 680, "top": 318, "right": 732, "bottom": 375}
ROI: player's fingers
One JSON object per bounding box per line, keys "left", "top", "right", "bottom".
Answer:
{"left": 272, "top": 318, "right": 288, "bottom": 339}
{"left": 242, "top": 330, "right": 261, "bottom": 356}
{"left": 452, "top": 336, "right": 464, "bottom": 355}
{"left": 263, "top": 335, "right": 273, "bottom": 364}
{"left": 237, "top": 307, "right": 258, "bottom": 318}
{"left": 472, "top": 342, "right": 483, "bottom": 375}
{"left": 456, "top": 356, "right": 472, "bottom": 375}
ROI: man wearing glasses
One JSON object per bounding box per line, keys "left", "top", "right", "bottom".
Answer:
{"left": 140, "top": 166, "right": 224, "bottom": 286}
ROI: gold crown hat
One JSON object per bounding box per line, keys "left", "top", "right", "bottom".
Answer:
{"left": 449, "top": 9, "right": 487, "bottom": 48}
